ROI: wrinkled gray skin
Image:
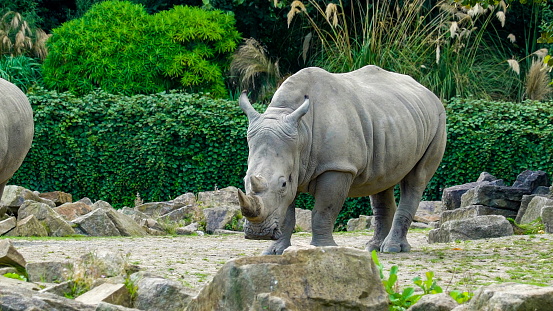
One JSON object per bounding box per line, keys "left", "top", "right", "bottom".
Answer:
{"left": 238, "top": 65, "right": 446, "bottom": 255}
{"left": 0, "top": 78, "right": 34, "bottom": 201}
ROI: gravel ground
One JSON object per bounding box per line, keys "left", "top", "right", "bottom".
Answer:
{"left": 8, "top": 230, "right": 553, "bottom": 295}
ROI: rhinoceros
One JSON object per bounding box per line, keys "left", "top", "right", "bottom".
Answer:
{"left": 0, "top": 78, "right": 34, "bottom": 201}
{"left": 237, "top": 65, "right": 446, "bottom": 254}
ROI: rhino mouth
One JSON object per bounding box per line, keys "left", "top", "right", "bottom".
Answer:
{"left": 243, "top": 217, "right": 281, "bottom": 240}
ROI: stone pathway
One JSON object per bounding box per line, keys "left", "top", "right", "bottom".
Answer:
{"left": 7, "top": 230, "right": 553, "bottom": 295}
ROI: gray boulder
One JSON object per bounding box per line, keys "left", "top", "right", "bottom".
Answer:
{"left": 294, "top": 208, "right": 312, "bottom": 232}
{"left": 441, "top": 173, "right": 504, "bottom": 210}
{"left": 186, "top": 246, "right": 388, "bottom": 311}
{"left": 18, "top": 200, "right": 75, "bottom": 237}
{"left": 171, "top": 192, "right": 197, "bottom": 206}
{"left": 460, "top": 184, "right": 530, "bottom": 211}
{"left": 428, "top": 215, "right": 513, "bottom": 243}
{"left": 519, "top": 195, "right": 553, "bottom": 224}
{"left": 407, "top": 293, "right": 458, "bottom": 311}
{"left": 104, "top": 208, "right": 147, "bottom": 237}
{"left": 440, "top": 205, "right": 517, "bottom": 224}
{"left": 176, "top": 222, "right": 199, "bottom": 235}
{"left": 76, "top": 250, "right": 131, "bottom": 279}
{"left": 512, "top": 170, "right": 549, "bottom": 192}
{"left": 0, "top": 185, "right": 55, "bottom": 210}
{"left": 135, "top": 201, "right": 184, "bottom": 217}
{"left": 5, "top": 214, "right": 48, "bottom": 237}
{"left": 197, "top": 186, "right": 240, "bottom": 208}
{"left": 133, "top": 274, "right": 194, "bottom": 311}
{"left": 203, "top": 205, "right": 242, "bottom": 234}
{"left": 26, "top": 261, "right": 73, "bottom": 283}
{"left": 451, "top": 282, "right": 553, "bottom": 311}
{"left": 72, "top": 208, "right": 121, "bottom": 236}
{"left": 157, "top": 205, "right": 202, "bottom": 223}
{"left": 0, "top": 284, "right": 96, "bottom": 311}
{"left": 414, "top": 201, "right": 443, "bottom": 223}
{"left": 347, "top": 215, "right": 375, "bottom": 231}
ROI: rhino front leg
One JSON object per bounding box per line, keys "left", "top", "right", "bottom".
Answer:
{"left": 262, "top": 203, "right": 296, "bottom": 255}
{"left": 366, "top": 187, "right": 396, "bottom": 252}
{"left": 310, "top": 171, "right": 353, "bottom": 247}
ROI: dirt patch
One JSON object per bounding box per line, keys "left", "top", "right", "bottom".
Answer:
{"left": 7, "top": 230, "right": 553, "bottom": 295}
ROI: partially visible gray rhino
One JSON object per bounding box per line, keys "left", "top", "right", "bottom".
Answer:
{"left": 0, "top": 79, "right": 34, "bottom": 200}
{"left": 238, "top": 65, "right": 446, "bottom": 254}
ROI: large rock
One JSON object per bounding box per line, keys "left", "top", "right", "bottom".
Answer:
{"left": 203, "top": 206, "right": 242, "bottom": 234}
{"left": 72, "top": 208, "right": 121, "bottom": 236}
{"left": 0, "top": 185, "right": 55, "bottom": 209}
{"left": 543, "top": 206, "right": 553, "bottom": 234}
{"left": 133, "top": 274, "right": 194, "bottom": 311}
{"left": 294, "top": 208, "right": 312, "bottom": 232}
{"left": 171, "top": 192, "right": 197, "bottom": 206}
{"left": 428, "top": 215, "right": 513, "bottom": 243}
{"left": 18, "top": 200, "right": 75, "bottom": 237}
{"left": 414, "top": 201, "right": 443, "bottom": 223}
{"left": 5, "top": 215, "right": 48, "bottom": 237}
{"left": 511, "top": 170, "right": 549, "bottom": 192}
{"left": 104, "top": 209, "right": 147, "bottom": 237}
{"left": 76, "top": 283, "right": 131, "bottom": 307}
{"left": 407, "top": 293, "right": 458, "bottom": 311}
{"left": 347, "top": 215, "right": 375, "bottom": 231}
{"left": 0, "top": 216, "right": 16, "bottom": 235}
{"left": 460, "top": 184, "right": 530, "bottom": 211}
{"left": 135, "top": 202, "right": 184, "bottom": 217}
{"left": 76, "top": 250, "right": 131, "bottom": 279}
{"left": 451, "top": 282, "right": 553, "bottom": 311}
{"left": 26, "top": 261, "right": 74, "bottom": 283}
{"left": 54, "top": 201, "right": 94, "bottom": 221}
{"left": 519, "top": 195, "right": 553, "bottom": 224}
{"left": 441, "top": 173, "right": 504, "bottom": 210}
{"left": 0, "top": 239, "right": 26, "bottom": 272}
{"left": 197, "top": 186, "right": 240, "bottom": 208}
{"left": 186, "top": 246, "right": 388, "bottom": 311}
{"left": 0, "top": 284, "right": 96, "bottom": 311}
{"left": 440, "top": 205, "right": 517, "bottom": 224}
{"left": 38, "top": 191, "right": 73, "bottom": 206}
{"left": 157, "top": 205, "right": 202, "bottom": 223}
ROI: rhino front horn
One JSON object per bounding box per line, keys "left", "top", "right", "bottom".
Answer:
{"left": 238, "top": 189, "right": 264, "bottom": 220}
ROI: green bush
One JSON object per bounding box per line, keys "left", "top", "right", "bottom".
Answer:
{"left": 11, "top": 93, "right": 553, "bottom": 228}
{"left": 42, "top": 1, "right": 241, "bottom": 97}
{"left": 12, "top": 88, "right": 258, "bottom": 207}
{"left": 425, "top": 98, "right": 553, "bottom": 201}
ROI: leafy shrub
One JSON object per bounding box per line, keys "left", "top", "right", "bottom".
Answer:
{"left": 42, "top": 1, "right": 241, "bottom": 97}
{"left": 12, "top": 88, "right": 258, "bottom": 207}
{"left": 0, "top": 55, "right": 43, "bottom": 92}
{"left": 425, "top": 98, "right": 553, "bottom": 201}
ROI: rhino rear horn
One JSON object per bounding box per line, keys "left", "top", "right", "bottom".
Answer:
{"left": 287, "top": 95, "right": 310, "bottom": 124}
{"left": 239, "top": 91, "right": 260, "bottom": 121}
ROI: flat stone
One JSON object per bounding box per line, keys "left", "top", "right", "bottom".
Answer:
{"left": 441, "top": 205, "right": 517, "bottom": 224}
{"left": 460, "top": 184, "right": 530, "bottom": 210}
{"left": 520, "top": 196, "right": 553, "bottom": 224}
{"left": 197, "top": 186, "right": 240, "bottom": 208}
{"left": 428, "top": 215, "right": 513, "bottom": 243}
{"left": 0, "top": 240, "right": 26, "bottom": 271}
{"left": 72, "top": 208, "right": 121, "bottom": 236}
{"left": 76, "top": 283, "right": 131, "bottom": 307}
{"left": 0, "top": 216, "right": 16, "bottom": 235}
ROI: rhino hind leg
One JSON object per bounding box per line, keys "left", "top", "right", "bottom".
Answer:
{"left": 366, "top": 187, "right": 396, "bottom": 252}
{"left": 262, "top": 203, "right": 296, "bottom": 255}
{"left": 380, "top": 119, "right": 447, "bottom": 253}
{"left": 310, "top": 171, "right": 353, "bottom": 247}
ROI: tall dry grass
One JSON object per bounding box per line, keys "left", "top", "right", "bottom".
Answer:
{"left": 230, "top": 38, "right": 282, "bottom": 103}
{"left": 0, "top": 11, "right": 49, "bottom": 60}
{"left": 286, "top": 0, "right": 520, "bottom": 100}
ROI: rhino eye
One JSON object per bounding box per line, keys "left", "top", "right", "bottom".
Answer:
{"left": 282, "top": 181, "right": 287, "bottom": 188}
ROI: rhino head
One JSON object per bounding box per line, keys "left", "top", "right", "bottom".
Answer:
{"left": 238, "top": 92, "right": 310, "bottom": 240}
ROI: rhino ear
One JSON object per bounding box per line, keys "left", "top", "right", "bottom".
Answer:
{"left": 287, "top": 95, "right": 310, "bottom": 124}
{"left": 239, "top": 91, "right": 260, "bottom": 121}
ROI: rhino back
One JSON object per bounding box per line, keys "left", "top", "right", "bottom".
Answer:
{"left": 0, "top": 78, "right": 34, "bottom": 184}
{"left": 270, "top": 66, "right": 445, "bottom": 196}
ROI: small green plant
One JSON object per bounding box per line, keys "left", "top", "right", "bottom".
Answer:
{"left": 449, "top": 290, "right": 474, "bottom": 304}
{"left": 3, "top": 272, "right": 27, "bottom": 281}
{"left": 507, "top": 217, "right": 545, "bottom": 235}
{"left": 124, "top": 275, "right": 139, "bottom": 301}
{"left": 224, "top": 212, "right": 243, "bottom": 231}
